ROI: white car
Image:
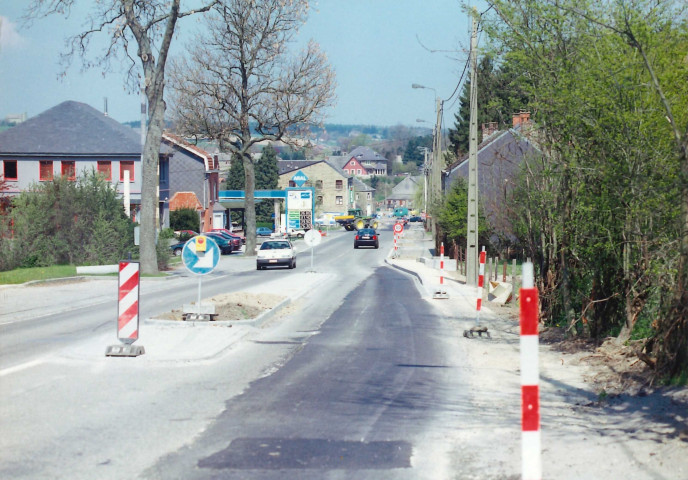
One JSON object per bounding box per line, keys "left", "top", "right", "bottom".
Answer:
{"left": 256, "top": 240, "right": 296, "bottom": 270}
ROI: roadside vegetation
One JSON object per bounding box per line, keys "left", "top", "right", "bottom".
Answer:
{"left": 0, "top": 172, "right": 136, "bottom": 272}
{"left": 434, "top": 0, "right": 687, "bottom": 382}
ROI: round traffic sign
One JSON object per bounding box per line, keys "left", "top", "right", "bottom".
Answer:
{"left": 303, "top": 228, "right": 322, "bottom": 247}
{"left": 393, "top": 222, "right": 404, "bottom": 234}
{"left": 182, "top": 236, "right": 220, "bottom": 275}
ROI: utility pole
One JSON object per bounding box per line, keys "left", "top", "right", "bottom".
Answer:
{"left": 432, "top": 97, "right": 443, "bottom": 238}
{"left": 466, "top": 9, "right": 479, "bottom": 286}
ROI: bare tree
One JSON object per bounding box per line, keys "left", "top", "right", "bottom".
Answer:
{"left": 25, "top": 0, "right": 217, "bottom": 274}
{"left": 168, "top": 0, "right": 336, "bottom": 255}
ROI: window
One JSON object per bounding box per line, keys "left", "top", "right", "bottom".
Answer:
{"left": 61, "top": 161, "right": 76, "bottom": 181}
{"left": 367, "top": 192, "right": 371, "bottom": 199}
{"left": 120, "top": 161, "right": 135, "bottom": 181}
{"left": 159, "top": 158, "right": 169, "bottom": 183}
{"left": 97, "top": 161, "right": 112, "bottom": 180}
{"left": 335, "top": 180, "right": 343, "bottom": 190}
{"left": 336, "top": 196, "right": 343, "bottom": 205}
{"left": 3, "top": 160, "right": 17, "bottom": 180}
{"left": 315, "top": 180, "right": 323, "bottom": 189}
{"left": 317, "top": 195, "right": 323, "bottom": 205}
{"left": 357, "top": 169, "right": 361, "bottom": 175}
{"left": 39, "top": 161, "right": 54, "bottom": 181}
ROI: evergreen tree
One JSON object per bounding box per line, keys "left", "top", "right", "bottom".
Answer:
{"left": 255, "top": 145, "right": 280, "bottom": 224}
{"left": 448, "top": 56, "right": 528, "bottom": 157}
{"left": 226, "top": 154, "right": 245, "bottom": 189}
{"left": 256, "top": 144, "right": 279, "bottom": 189}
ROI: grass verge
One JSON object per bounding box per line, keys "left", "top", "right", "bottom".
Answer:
{"left": 0, "top": 265, "right": 78, "bottom": 285}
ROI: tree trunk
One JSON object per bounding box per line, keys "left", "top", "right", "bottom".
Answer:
{"left": 243, "top": 154, "right": 257, "bottom": 256}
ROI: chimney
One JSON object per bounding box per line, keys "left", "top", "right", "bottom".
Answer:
{"left": 512, "top": 111, "right": 531, "bottom": 128}
{"left": 481, "top": 122, "right": 499, "bottom": 138}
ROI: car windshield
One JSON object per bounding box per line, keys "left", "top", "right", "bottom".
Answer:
{"left": 358, "top": 229, "right": 375, "bottom": 235}
{"left": 260, "top": 241, "right": 290, "bottom": 250}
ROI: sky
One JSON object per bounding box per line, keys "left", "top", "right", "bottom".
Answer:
{"left": 0, "top": 1, "right": 485, "bottom": 128}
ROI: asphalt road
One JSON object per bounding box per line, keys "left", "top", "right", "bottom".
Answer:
{"left": 1, "top": 222, "right": 476, "bottom": 479}
{"left": 143, "top": 261, "right": 467, "bottom": 479}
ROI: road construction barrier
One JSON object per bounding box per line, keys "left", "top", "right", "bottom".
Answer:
{"left": 475, "top": 247, "right": 486, "bottom": 323}
{"left": 106, "top": 261, "right": 145, "bottom": 357}
{"left": 433, "top": 242, "right": 448, "bottom": 299}
{"left": 117, "top": 261, "right": 140, "bottom": 342}
{"left": 520, "top": 262, "right": 541, "bottom": 479}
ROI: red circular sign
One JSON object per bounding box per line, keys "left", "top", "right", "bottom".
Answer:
{"left": 394, "top": 222, "right": 404, "bottom": 234}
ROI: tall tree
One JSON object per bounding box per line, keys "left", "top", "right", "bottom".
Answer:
{"left": 485, "top": 0, "right": 688, "bottom": 376}
{"left": 24, "top": 0, "right": 217, "bottom": 274}
{"left": 448, "top": 55, "right": 528, "bottom": 157}
{"left": 168, "top": 0, "right": 336, "bottom": 255}
{"left": 256, "top": 145, "right": 279, "bottom": 190}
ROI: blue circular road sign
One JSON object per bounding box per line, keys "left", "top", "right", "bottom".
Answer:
{"left": 182, "top": 236, "right": 221, "bottom": 275}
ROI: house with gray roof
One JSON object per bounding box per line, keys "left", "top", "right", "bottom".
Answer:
{"left": 385, "top": 175, "right": 421, "bottom": 212}
{"left": 0, "top": 100, "right": 144, "bottom": 218}
{"left": 443, "top": 114, "right": 540, "bottom": 237}
{"left": 341, "top": 146, "right": 387, "bottom": 177}
{"left": 0, "top": 100, "right": 222, "bottom": 231}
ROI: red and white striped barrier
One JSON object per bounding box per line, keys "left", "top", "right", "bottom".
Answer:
{"left": 520, "top": 262, "right": 541, "bottom": 479}
{"left": 439, "top": 242, "right": 445, "bottom": 286}
{"left": 475, "top": 247, "right": 486, "bottom": 322}
{"left": 106, "top": 261, "right": 145, "bottom": 357}
{"left": 393, "top": 233, "right": 398, "bottom": 256}
{"left": 433, "top": 242, "right": 449, "bottom": 298}
{"left": 118, "top": 261, "right": 140, "bottom": 342}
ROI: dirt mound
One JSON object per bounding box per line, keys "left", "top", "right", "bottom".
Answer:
{"left": 152, "top": 292, "right": 285, "bottom": 322}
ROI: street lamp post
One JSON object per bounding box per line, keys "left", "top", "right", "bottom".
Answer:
{"left": 412, "top": 83, "right": 442, "bottom": 237}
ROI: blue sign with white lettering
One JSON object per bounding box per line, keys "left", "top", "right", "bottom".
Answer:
{"left": 291, "top": 171, "right": 308, "bottom": 187}
{"left": 182, "top": 236, "right": 220, "bottom": 275}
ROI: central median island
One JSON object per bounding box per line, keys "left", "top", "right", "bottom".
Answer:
{"left": 151, "top": 292, "right": 286, "bottom": 322}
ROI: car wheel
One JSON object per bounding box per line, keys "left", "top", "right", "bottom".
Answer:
{"left": 173, "top": 247, "right": 182, "bottom": 256}
{"left": 354, "top": 244, "right": 358, "bottom": 249}
{"left": 256, "top": 264, "right": 262, "bottom": 270}
{"left": 375, "top": 244, "right": 379, "bottom": 249}
{"left": 292, "top": 259, "right": 296, "bottom": 269}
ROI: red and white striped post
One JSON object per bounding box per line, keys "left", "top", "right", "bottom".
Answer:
{"left": 439, "top": 242, "right": 445, "bottom": 287}
{"left": 433, "top": 242, "right": 449, "bottom": 298}
{"left": 106, "top": 261, "right": 145, "bottom": 356}
{"left": 520, "top": 262, "right": 541, "bottom": 479}
{"left": 475, "top": 247, "right": 486, "bottom": 324}
{"left": 118, "top": 261, "right": 140, "bottom": 342}
{"left": 393, "top": 233, "right": 398, "bottom": 256}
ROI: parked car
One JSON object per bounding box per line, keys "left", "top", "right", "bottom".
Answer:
{"left": 354, "top": 228, "right": 379, "bottom": 249}
{"left": 170, "top": 241, "right": 187, "bottom": 256}
{"left": 256, "top": 240, "right": 296, "bottom": 270}
{"left": 409, "top": 216, "right": 422, "bottom": 222}
{"left": 208, "top": 230, "right": 241, "bottom": 250}
{"left": 256, "top": 227, "right": 273, "bottom": 236}
{"left": 204, "top": 232, "right": 234, "bottom": 254}
{"left": 211, "top": 228, "right": 245, "bottom": 245}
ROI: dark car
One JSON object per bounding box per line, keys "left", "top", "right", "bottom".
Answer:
{"left": 354, "top": 228, "right": 379, "bottom": 249}
{"left": 208, "top": 230, "right": 241, "bottom": 250}
{"left": 212, "top": 228, "right": 245, "bottom": 245}
{"left": 170, "top": 241, "right": 187, "bottom": 256}
{"left": 205, "top": 232, "right": 234, "bottom": 254}
{"left": 409, "top": 216, "right": 422, "bottom": 222}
